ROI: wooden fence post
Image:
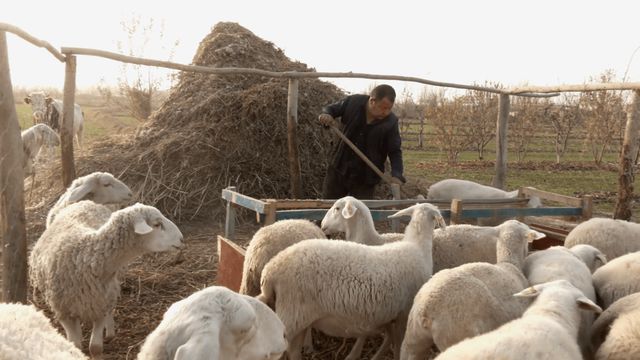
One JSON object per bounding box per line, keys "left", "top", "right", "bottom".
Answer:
{"left": 287, "top": 78, "right": 302, "bottom": 199}
{"left": 614, "top": 90, "right": 640, "bottom": 220}
{"left": 0, "top": 30, "right": 28, "bottom": 302}
{"left": 581, "top": 195, "right": 593, "bottom": 221}
{"left": 225, "top": 186, "right": 236, "bottom": 240}
{"left": 450, "top": 199, "right": 463, "bottom": 225}
{"left": 492, "top": 94, "right": 510, "bottom": 190}
{"left": 61, "top": 54, "right": 76, "bottom": 187}
{"left": 391, "top": 183, "right": 401, "bottom": 232}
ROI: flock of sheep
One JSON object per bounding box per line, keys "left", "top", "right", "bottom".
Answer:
{"left": 237, "top": 179, "right": 640, "bottom": 360}
{"left": 6, "top": 115, "right": 640, "bottom": 360}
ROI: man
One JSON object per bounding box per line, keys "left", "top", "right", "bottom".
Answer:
{"left": 318, "top": 84, "right": 405, "bottom": 199}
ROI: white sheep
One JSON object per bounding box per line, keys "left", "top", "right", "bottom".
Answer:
{"left": 434, "top": 280, "right": 602, "bottom": 360}
{"left": 400, "top": 220, "right": 544, "bottom": 360}
{"left": 240, "top": 219, "right": 326, "bottom": 296}
{"left": 258, "top": 203, "right": 446, "bottom": 360}
{"left": 523, "top": 245, "right": 601, "bottom": 357}
{"left": 569, "top": 244, "right": 608, "bottom": 273}
{"left": 426, "top": 178, "right": 542, "bottom": 208}
{"left": 592, "top": 250, "right": 640, "bottom": 309}
{"left": 137, "top": 286, "right": 286, "bottom": 360}
{"left": 28, "top": 200, "right": 185, "bottom": 357}
{"left": 0, "top": 303, "right": 88, "bottom": 360}
{"left": 591, "top": 292, "right": 640, "bottom": 359}
{"left": 46, "top": 171, "right": 133, "bottom": 228}
{"left": 564, "top": 217, "right": 640, "bottom": 261}
{"left": 21, "top": 123, "right": 60, "bottom": 179}
{"left": 320, "top": 196, "right": 404, "bottom": 245}
{"left": 321, "top": 196, "right": 509, "bottom": 273}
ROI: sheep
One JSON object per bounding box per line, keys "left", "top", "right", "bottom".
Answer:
{"left": 591, "top": 293, "right": 640, "bottom": 359}
{"left": 427, "top": 178, "right": 541, "bottom": 226}
{"left": 46, "top": 171, "right": 133, "bottom": 228}
{"left": 434, "top": 280, "right": 602, "bottom": 360}
{"left": 0, "top": 303, "right": 88, "bottom": 360}
{"left": 523, "top": 245, "right": 601, "bottom": 358}
{"left": 569, "top": 244, "right": 608, "bottom": 273}
{"left": 21, "top": 123, "right": 60, "bottom": 179}
{"left": 240, "top": 219, "right": 326, "bottom": 296}
{"left": 320, "top": 196, "right": 507, "bottom": 273}
{"left": 258, "top": 202, "right": 446, "bottom": 360}
{"left": 137, "top": 286, "right": 286, "bottom": 360}
{"left": 426, "top": 178, "right": 542, "bottom": 208}
{"left": 564, "top": 217, "right": 640, "bottom": 261}
{"left": 400, "top": 220, "right": 544, "bottom": 360}
{"left": 28, "top": 200, "right": 185, "bottom": 357}
{"left": 320, "top": 195, "right": 404, "bottom": 245}
{"left": 592, "top": 250, "right": 640, "bottom": 309}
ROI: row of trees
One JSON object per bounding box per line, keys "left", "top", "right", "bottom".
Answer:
{"left": 395, "top": 71, "right": 630, "bottom": 165}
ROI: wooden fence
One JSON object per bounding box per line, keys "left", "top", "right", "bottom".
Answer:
{"left": 1, "top": 22, "right": 640, "bottom": 302}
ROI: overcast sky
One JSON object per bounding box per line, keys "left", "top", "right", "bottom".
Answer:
{"left": 4, "top": 0, "right": 640, "bottom": 98}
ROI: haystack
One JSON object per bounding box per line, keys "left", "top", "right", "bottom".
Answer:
{"left": 76, "top": 22, "right": 345, "bottom": 221}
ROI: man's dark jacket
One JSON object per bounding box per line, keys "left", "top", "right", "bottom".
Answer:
{"left": 322, "top": 94, "right": 404, "bottom": 185}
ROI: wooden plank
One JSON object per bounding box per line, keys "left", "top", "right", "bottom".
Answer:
{"left": 61, "top": 54, "right": 77, "bottom": 187}
{"left": 458, "top": 207, "right": 582, "bottom": 219}
{"left": 450, "top": 199, "right": 463, "bottom": 225}
{"left": 286, "top": 79, "right": 302, "bottom": 198}
{"left": 521, "top": 187, "right": 582, "bottom": 207}
{"left": 221, "top": 188, "right": 267, "bottom": 214}
{"left": 264, "top": 200, "right": 277, "bottom": 225}
{"left": 581, "top": 195, "right": 593, "bottom": 221}
{"left": 216, "top": 236, "right": 246, "bottom": 293}
{"left": 492, "top": 94, "right": 509, "bottom": 190}
{"left": 274, "top": 209, "right": 454, "bottom": 222}
{"left": 391, "top": 183, "right": 401, "bottom": 232}
{"left": 224, "top": 186, "right": 236, "bottom": 240}
{"left": 0, "top": 31, "right": 28, "bottom": 302}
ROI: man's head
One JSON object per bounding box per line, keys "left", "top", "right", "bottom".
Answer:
{"left": 368, "top": 84, "right": 396, "bottom": 120}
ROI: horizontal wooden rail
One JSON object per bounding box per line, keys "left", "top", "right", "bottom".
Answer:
{"left": 61, "top": 46, "right": 557, "bottom": 98}
{"left": 0, "top": 22, "right": 65, "bottom": 62}
{"left": 520, "top": 187, "right": 582, "bottom": 207}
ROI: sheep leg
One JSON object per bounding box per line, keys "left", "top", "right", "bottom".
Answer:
{"left": 59, "top": 317, "right": 82, "bottom": 348}
{"left": 286, "top": 329, "right": 306, "bottom": 360}
{"left": 104, "top": 310, "right": 115, "bottom": 341}
{"left": 344, "top": 337, "right": 366, "bottom": 360}
{"left": 89, "top": 316, "right": 107, "bottom": 357}
{"left": 302, "top": 327, "right": 314, "bottom": 353}
{"left": 371, "top": 332, "right": 392, "bottom": 360}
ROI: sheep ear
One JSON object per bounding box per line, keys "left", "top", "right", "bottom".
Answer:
{"left": 24, "top": 97, "right": 31, "bottom": 104}
{"left": 342, "top": 200, "right": 358, "bottom": 219}
{"left": 527, "top": 229, "right": 546, "bottom": 243}
{"left": 133, "top": 215, "right": 153, "bottom": 235}
{"left": 513, "top": 286, "right": 541, "bottom": 298}
{"left": 175, "top": 335, "right": 220, "bottom": 360}
{"left": 434, "top": 213, "right": 447, "bottom": 230}
{"left": 596, "top": 253, "right": 608, "bottom": 266}
{"left": 577, "top": 296, "right": 602, "bottom": 314}
{"left": 388, "top": 205, "right": 415, "bottom": 219}
{"left": 67, "top": 183, "right": 93, "bottom": 202}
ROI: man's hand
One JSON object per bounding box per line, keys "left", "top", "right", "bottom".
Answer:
{"left": 318, "top": 113, "right": 336, "bottom": 127}
{"left": 390, "top": 176, "right": 405, "bottom": 185}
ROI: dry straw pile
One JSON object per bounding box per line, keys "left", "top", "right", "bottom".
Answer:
{"left": 76, "top": 22, "right": 344, "bottom": 221}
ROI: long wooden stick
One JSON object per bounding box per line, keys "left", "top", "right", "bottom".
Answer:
{"left": 328, "top": 125, "right": 396, "bottom": 186}
{"left": 0, "top": 23, "right": 65, "bottom": 62}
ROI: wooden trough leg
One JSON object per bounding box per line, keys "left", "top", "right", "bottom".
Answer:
{"left": 216, "top": 235, "right": 246, "bottom": 293}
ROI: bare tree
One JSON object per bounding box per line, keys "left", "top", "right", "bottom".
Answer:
{"left": 116, "top": 15, "right": 179, "bottom": 120}
{"left": 580, "top": 70, "right": 626, "bottom": 165}
{"left": 465, "top": 82, "right": 501, "bottom": 160}
{"left": 425, "top": 90, "right": 472, "bottom": 164}
{"left": 510, "top": 96, "right": 545, "bottom": 162}
{"left": 548, "top": 94, "right": 582, "bottom": 164}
